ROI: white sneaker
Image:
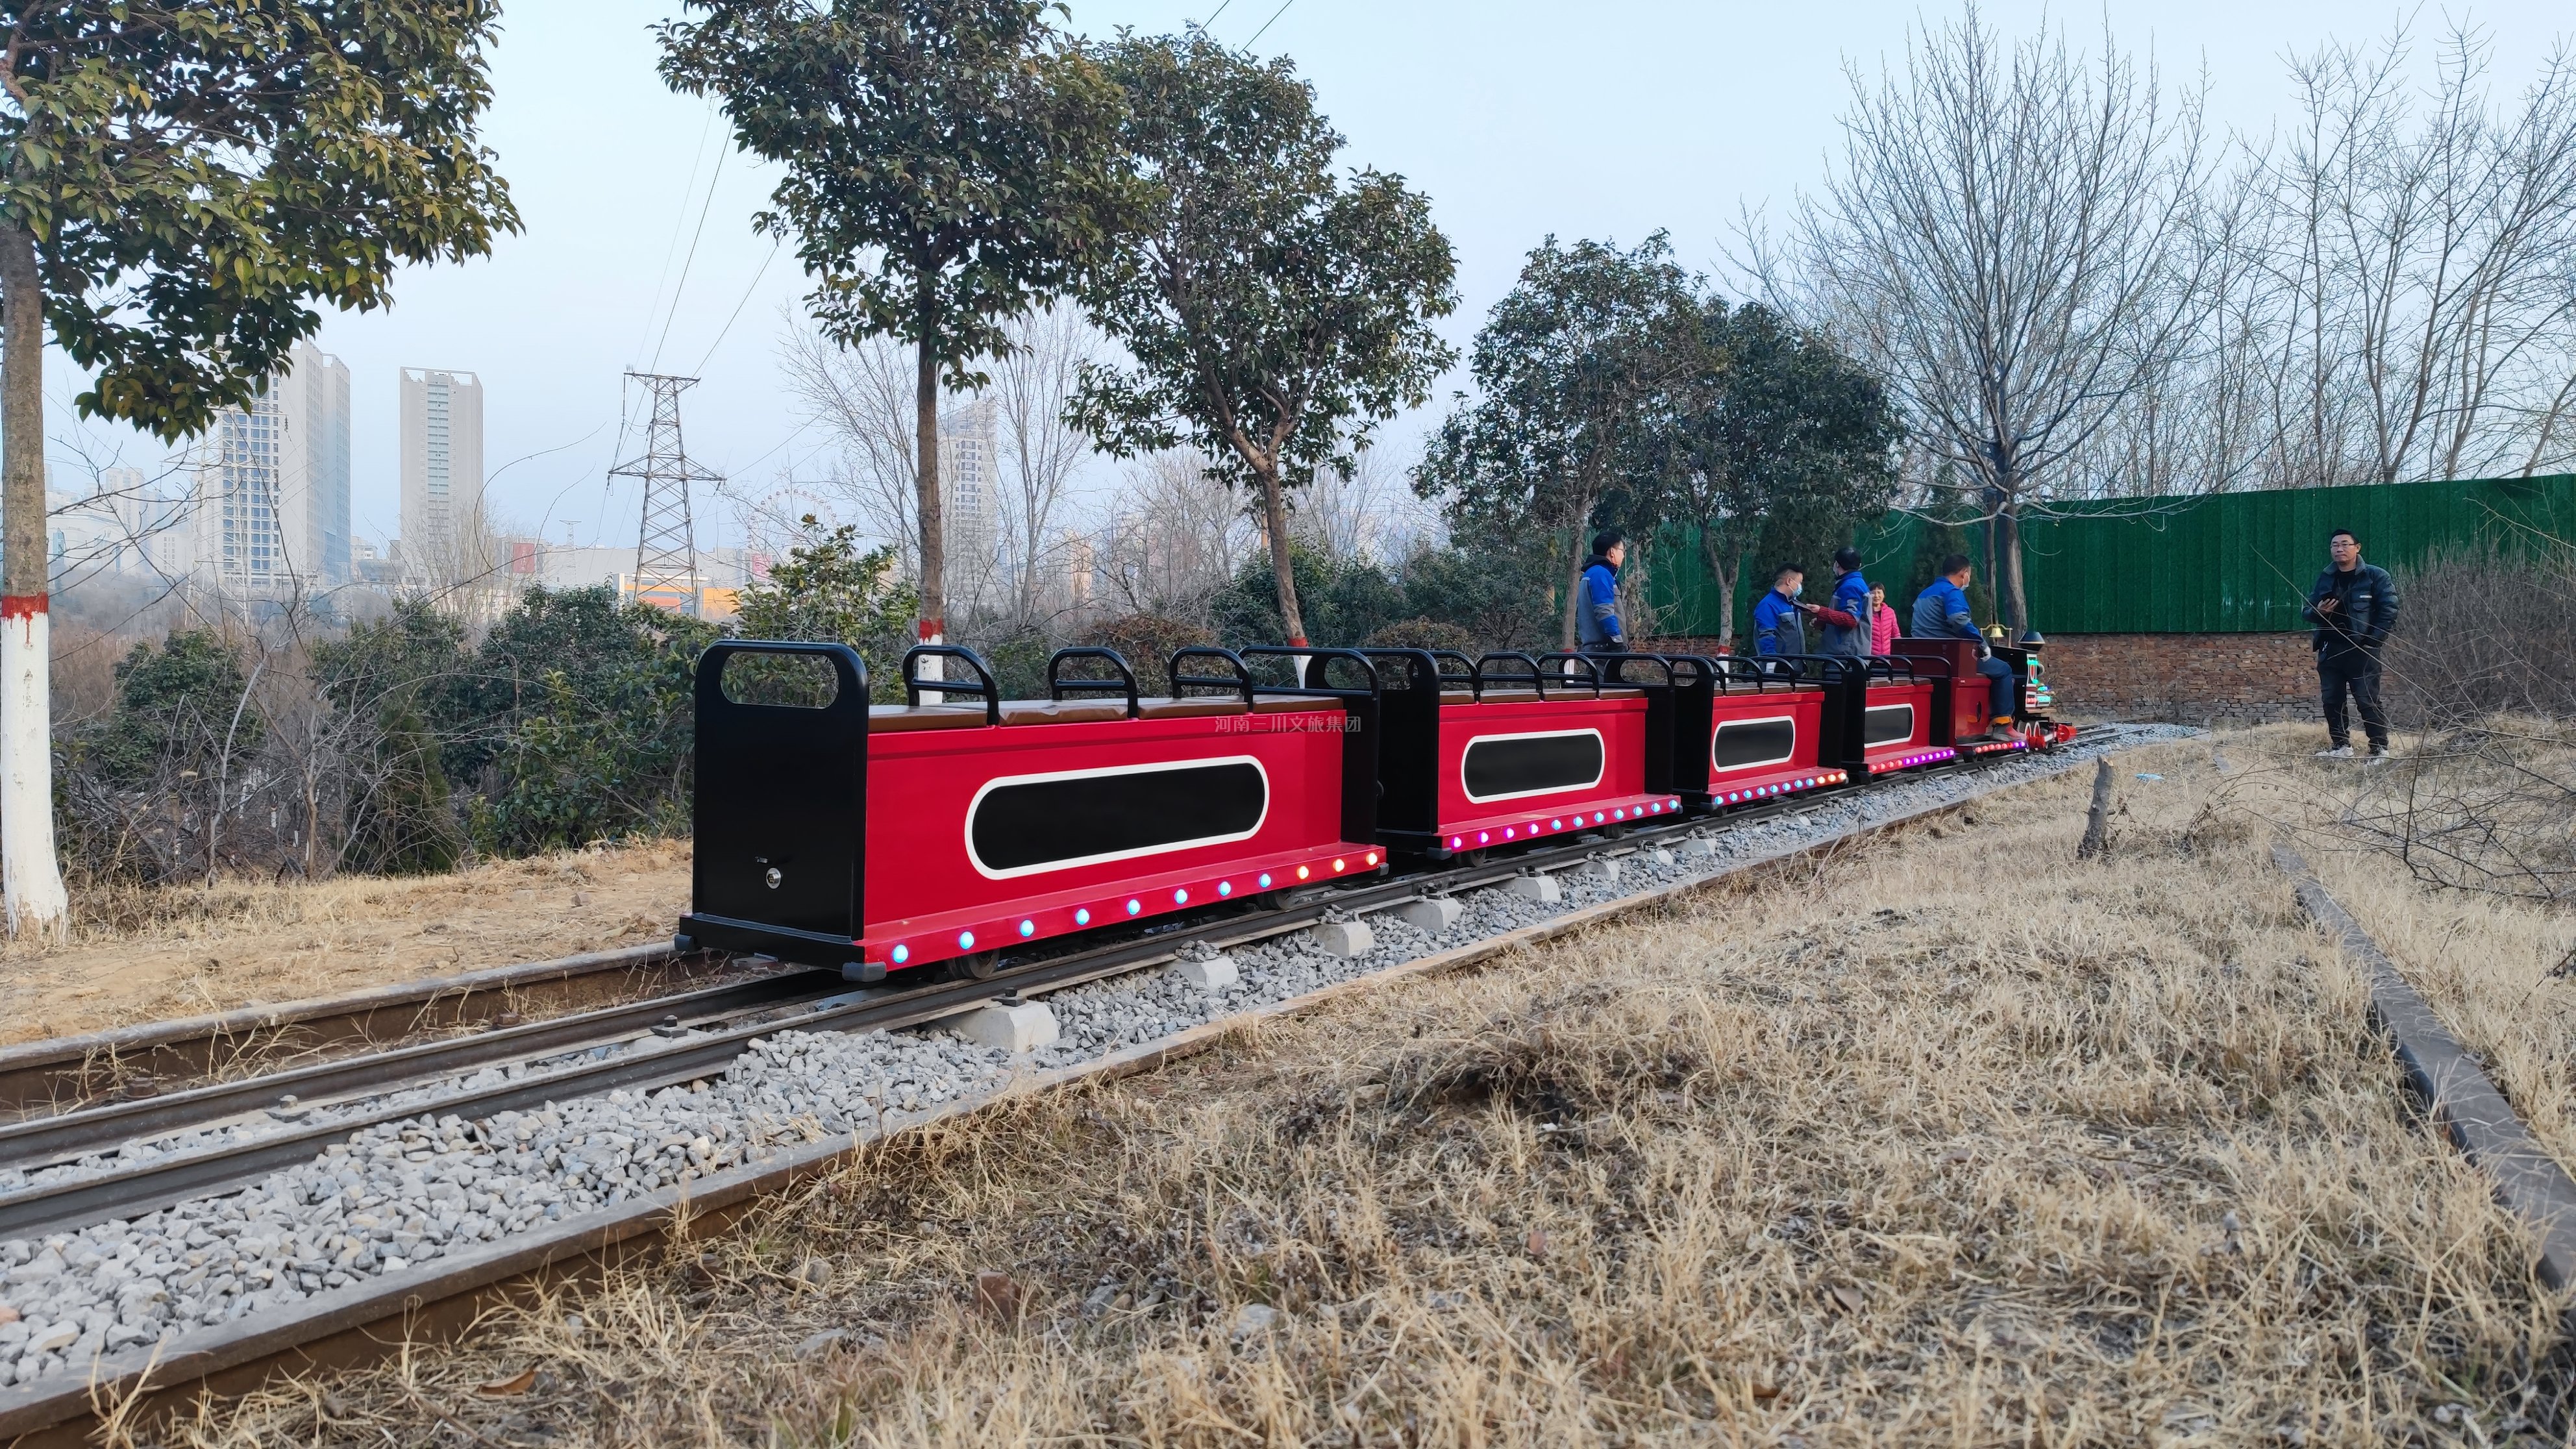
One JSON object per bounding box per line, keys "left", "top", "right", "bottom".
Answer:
{"left": 2315, "top": 745, "right": 2354, "bottom": 759}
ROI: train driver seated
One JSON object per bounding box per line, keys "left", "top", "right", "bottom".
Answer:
{"left": 1912, "top": 554, "right": 2016, "bottom": 740}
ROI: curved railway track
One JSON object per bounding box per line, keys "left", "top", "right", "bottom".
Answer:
{"left": 0, "top": 730, "right": 2166, "bottom": 1448}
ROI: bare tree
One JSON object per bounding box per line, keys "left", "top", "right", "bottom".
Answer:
{"left": 1088, "top": 450, "right": 1254, "bottom": 621}
{"left": 986, "top": 308, "right": 1100, "bottom": 630}
{"left": 780, "top": 322, "right": 924, "bottom": 572}
{"left": 1294, "top": 436, "right": 1437, "bottom": 565}
{"left": 1756, "top": 8, "right": 2213, "bottom": 628}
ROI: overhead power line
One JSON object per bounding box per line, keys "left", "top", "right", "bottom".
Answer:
{"left": 1245, "top": 0, "right": 1294, "bottom": 45}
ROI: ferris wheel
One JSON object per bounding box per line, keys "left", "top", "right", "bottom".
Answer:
{"left": 737, "top": 482, "right": 843, "bottom": 572}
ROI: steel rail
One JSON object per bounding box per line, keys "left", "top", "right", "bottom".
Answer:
{"left": 0, "top": 734, "right": 2096, "bottom": 1246}
{"left": 0, "top": 727, "right": 2152, "bottom": 1449}
{"left": 0, "top": 969, "right": 845, "bottom": 1172}
{"left": 0, "top": 748, "right": 1940, "bottom": 1243}
{"left": 0, "top": 941, "right": 724, "bottom": 1119}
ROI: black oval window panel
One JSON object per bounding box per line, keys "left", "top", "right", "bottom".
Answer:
{"left": 1463, "top": 732, "right": 1603, "bottom": 801}
{"left": 1713, "top": 717, "right": 1796, "bottom": 770}
{"left": 971, "top": 760, "right": 1266, "bottom": 874}
{"left": 1864, "top": 704, "right": 1915, "bottom": 745}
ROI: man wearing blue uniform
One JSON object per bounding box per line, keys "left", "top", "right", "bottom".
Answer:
{"left": 1752, "top": 564, "right": 1807, "bottom": 660}
{"left": 1575, "top": 529, "right": 1627, "bottom": 657}
{"left": 1912, "top": 553, "right": 2014, "bottom": 737}
{"left": 1820, "top": 546, "right": 1873, "bottom": 658}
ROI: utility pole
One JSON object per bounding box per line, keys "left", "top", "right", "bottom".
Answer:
{"left": 610, "top": 373, "right": 723, "bottom": 617}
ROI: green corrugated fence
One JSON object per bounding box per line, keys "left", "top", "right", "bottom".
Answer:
{"left": 1639, "top": 473, "right": 2576, "bottom": 638}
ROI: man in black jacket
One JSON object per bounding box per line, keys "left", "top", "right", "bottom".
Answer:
{"left": 2303, "top": 528, "right": 2399, "bottom": 758}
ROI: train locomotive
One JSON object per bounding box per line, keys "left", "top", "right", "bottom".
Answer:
{"left": 678, "top": 636, "right": 2070, "bottom": 982}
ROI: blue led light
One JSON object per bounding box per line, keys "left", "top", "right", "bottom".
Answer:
{"left": 1259, "top": 873, "right": 1274, "bottom": 887}
{"left": 1074, "top": 908, "right": 1091, "bottom": 926}
{"left": 1174, "top": 888, "right": 1189, "bottom": 905}
{"left": 1551, "top": 819, "right": 1563, "bottom": 831}
{"left": 1019, "top": 920, "right": 1035, "bottom": 937}
{"left": 1126, "top": 898, "right": 1141, "bottom": 915}
{"left": 1218, "top": 881, "right": 1233, "bottom": 897}
{"left": 958, "top": 930, "right": 976, "bottom": 950}
{"left": 891, "top": 945, "right": 910, "bottom": 964}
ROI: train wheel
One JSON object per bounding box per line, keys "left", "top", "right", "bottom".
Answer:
{"left": 1454, "top": 848, "right": 1490, "bottom": 868}
{"left": 949, "top": 951, "right": 1001, "bottom": 982}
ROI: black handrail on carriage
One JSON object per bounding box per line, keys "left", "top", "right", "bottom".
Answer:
{"left": 900, "top": 645, "right": 1002, "bottom": 726}
{"left": 1353, "top": 648, "right": 1444, "bottom": 695}
{"left": 1471, "top": 651, "right": 1546, "bottom": 700}
{"left": 1873, "top": 651, "right": 1944, "bottom": 682}
{"left": 1536, "top": 651, "right": 1607, "bottom": 697}
{"left": 1594, "top": 652, "right": 1678, "bottom": 689}
{"left": 1239, "top": 644, "right": 1380, "bottom": 697}
{"left": 1045, "top": 647, "right": 1140, "bottom": 718}
{"left": 1167, "top": 646, "right": 1257, "bottom": 706}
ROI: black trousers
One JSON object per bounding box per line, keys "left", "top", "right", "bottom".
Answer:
{"left": 2318, "top": 654, "right": 2388, "bottom": 750}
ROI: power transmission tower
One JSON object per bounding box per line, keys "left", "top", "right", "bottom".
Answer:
{"left": 609, "top": 372, "right": 724, "bottom": 617}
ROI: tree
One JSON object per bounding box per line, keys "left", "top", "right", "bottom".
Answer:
{"left": 1653, "top": 300, "right": 1901, "bottom": 645}
{"left": 732, "top": 519, "right": 919, "bottom": 700}
{"left": 1415, "top": 235, "right": 1695, "bottom": 649}
{"left": 1759, "top": 10, "right": 2210, "bottom": 630}
{"left": 1073, "top": 31, "right": 1457, "bottom": 647}
{"left": 0, "top": 0, "right": 517, "bottom": 934}
{"left": 662, "top": 0, "right": 1133, "bottom": 668}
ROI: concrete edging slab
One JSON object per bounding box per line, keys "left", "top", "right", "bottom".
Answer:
{"left": 2273, "top": 843, "right": 2576, "bottom": 1292}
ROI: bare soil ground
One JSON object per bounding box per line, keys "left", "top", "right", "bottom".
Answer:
{"left": 145, "top": 739, "right": 2564, "bottom": 1447}
{"left": 0, "top": 842, "right": 691, "bottom": 1046}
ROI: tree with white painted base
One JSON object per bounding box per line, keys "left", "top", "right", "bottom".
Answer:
{"left": 0, "top": 1, "right": 519, "bottom": 935}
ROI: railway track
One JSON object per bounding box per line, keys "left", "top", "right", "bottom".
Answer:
{"left": 0, "top": 941, "right": 774, "bottom": 1121}
{"left": 0, "top": 728, "right": 2168, "bottom": 1446}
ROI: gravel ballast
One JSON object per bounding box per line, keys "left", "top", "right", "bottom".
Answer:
{"left": 0, "top": 728, "right": 2191, "bottom": 1387}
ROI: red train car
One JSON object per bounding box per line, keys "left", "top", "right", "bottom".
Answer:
{"left": 1359, "top": 650, "right": 1686, "bottom": 860}
{"left": 680, "top": 643, "right": 1381, "bottom": 980}
{"left": 1661, "top": 656, "right": 1846, "bottom": 811}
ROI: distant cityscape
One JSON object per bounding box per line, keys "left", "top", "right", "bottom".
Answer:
{"left": 43, "top": 343, "right": 760, "bottom": 619}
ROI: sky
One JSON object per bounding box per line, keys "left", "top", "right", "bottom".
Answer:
{"left": 44, "top": 0, "right": 2576, "bottom": 556}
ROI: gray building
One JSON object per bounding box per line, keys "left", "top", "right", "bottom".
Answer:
{"left": 190, "top": 341, "right": 353, "bottom": 595}
{"left": 400, "top": 367, "right": 486, "bottom": 581}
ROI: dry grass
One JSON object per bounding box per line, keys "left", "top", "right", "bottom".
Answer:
{"left": 145, "top": 742, "right": 2566, "bottom": 1447}
{"left": 0, "top": 841, "right": 691, "bottom": 1046}
{"left": 2202, "top": 723, "right": 2576, "bottom": 1213}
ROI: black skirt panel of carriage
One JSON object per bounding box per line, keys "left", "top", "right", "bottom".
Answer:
{"left": 1462, "top": 731, "right": 1605, "bottom": 802}
{"left": 1711, "top": 717, "right": 1797, "bottom": 771}
{"left": 1864, "top": 704, "right": 1916, "bottom": 746}
{"left": 971, "top": 760, "right": 1267, "bottom": 874}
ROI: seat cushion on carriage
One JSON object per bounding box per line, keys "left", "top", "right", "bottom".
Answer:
{"left": 1133, "top": 695, "right": 1248, "bottom": 719}
{"left": 1441, "top": 688, "right": 1544, "bottom": 704}
{"left": 998, "top": 699, "right": 1133, "bottom": 726}
{"left": 867, "top": 704, "right": 989, "bottom": 732}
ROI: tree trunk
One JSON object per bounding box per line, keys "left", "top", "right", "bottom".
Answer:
{"left": 1257, "top": 465, "right": 1306, "bottom": 645}
{"left": 1559, "top": 525, "right": 1586, "bottom": 650}
{"left": 1996, "top": 495, "right": 2027, "bottom": 637}
{"left": 1705, "top": 536, "right": 1739, "bottom": 651}
{"left": 0, "top": 224, "right": 66, "bottom": 938}
{"left": 913, "top": 324, "right": 945, "bottom": 695}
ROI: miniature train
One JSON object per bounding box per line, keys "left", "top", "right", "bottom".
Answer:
{"left": 678, "top": 639, "right": 2070, "bottom": 982}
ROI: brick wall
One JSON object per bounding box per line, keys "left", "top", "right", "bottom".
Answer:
{"left": 2040, "top": 633, "right": 2319, "bottom": 724}
{"left": 1643, "top": 630, "right": 2325, "bottom": 724}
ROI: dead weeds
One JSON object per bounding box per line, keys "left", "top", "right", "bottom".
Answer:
{"left": 138, "top": 743, "right": 2566, "bottom": 1446}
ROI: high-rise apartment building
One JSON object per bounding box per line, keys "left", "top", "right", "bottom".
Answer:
{"left": 937, "top": 399, "right": 1000, "bottom": 610}
{"left": 191, "top": 341, "right": 353, "bottom": 595}
{"left": 400, "top": 367, "right": 485, "bottom": 578}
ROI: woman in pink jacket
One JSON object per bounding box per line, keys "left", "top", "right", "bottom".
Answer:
{"left": 1868, "top": 583, "right": 1900, "bottom": 655}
